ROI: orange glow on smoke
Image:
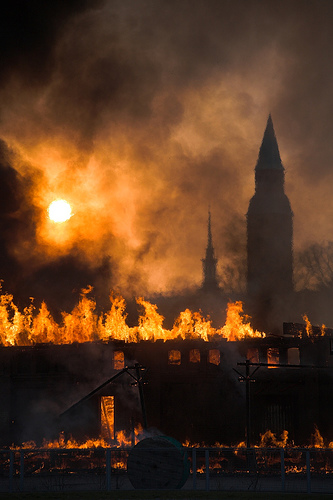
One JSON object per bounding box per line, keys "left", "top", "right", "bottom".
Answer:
{"left": 0, "top": 287, "right": 265, "bottom": 346}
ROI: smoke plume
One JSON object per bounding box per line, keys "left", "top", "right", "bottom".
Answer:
{"left": 0, "top": 0, "right": 333, "bottom": 314}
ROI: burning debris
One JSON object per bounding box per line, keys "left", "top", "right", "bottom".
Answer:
{"left": 13, "top": 425, "right": 145, "bottom": 452}
{"left": 283, "top": 319, "right": 333, "bottom": 338}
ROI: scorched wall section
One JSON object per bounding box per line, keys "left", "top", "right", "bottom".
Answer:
{"left": 0, "top": 336, "right": 332, "bottom": 447}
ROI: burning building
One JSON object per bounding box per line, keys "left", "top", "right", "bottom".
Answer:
{"left": 0, "top": 288, "right": 332, "bottom": 449}
{"left": 0, "top": 114, "right": 332, "bottom": 451}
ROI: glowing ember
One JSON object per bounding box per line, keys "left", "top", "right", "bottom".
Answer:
{"left": 48, "top": 199, "right": 73, "bottom": 223}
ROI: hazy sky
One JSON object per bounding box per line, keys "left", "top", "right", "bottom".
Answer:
{"left": 1, "top": 0, "right": 333, "bottom": 300}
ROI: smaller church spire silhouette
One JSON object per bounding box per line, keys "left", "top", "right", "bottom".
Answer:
{"left": 201, "top": 209, "right": 220, "bottom": 291}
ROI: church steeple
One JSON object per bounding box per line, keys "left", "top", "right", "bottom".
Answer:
{"left": 255, "top": 114, "right": 283, "bottom": 171}
{"left": 201, "top": 209, "right": 219, "bottom": 291}
{"left": 246, "top": 114, "right": 293, "bottom": 332}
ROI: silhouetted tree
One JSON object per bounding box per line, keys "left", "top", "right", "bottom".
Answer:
{"left": 294, "top": 241, "right": 333, "bottom": 291}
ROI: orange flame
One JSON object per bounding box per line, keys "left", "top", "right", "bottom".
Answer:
{"left": 15, "top": 425, "right": 144, "bottom": 450}
{"left": 311, "top": 425, "right": 325, "bottom": 448}
{"left": 218, "top": 301, "right": 263, "bottom": 341}
{"left": 184, "top": 430, "right": 289, "bottom": 449}
{"left": 259, "top": 429, "right": 289, "bottom": 448}
{"left": 0, "top": 287, "right": 265, "bottom": 346}
{"left": 302, "top": 314, "right": 313, "bottom": 337}
{"left": 302, "top": 314, "right": 326, "bottom": 339}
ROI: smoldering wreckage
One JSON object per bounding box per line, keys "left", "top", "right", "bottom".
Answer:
{"left": 1, "top": 116, "right": 333, "bottom": 490}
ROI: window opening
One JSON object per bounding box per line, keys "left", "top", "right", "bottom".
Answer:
{"left": 208, "top": 349, "right": 220, "bottom": 365}
{"left": 246, "top": 347, "right": 259, "bottom": 363}
{"left": 114, "top": 351, "right": 124, "bottom": 370}
{"left": 287, "top": 347, "right": 300, "bottom": 365}
{"left": 101, "top": 396, "right": 114, "bottom": 441}
{"left": 189, "top": 349, "right": 200, "bottom": 363}
{"left": 267, "top": 347, "right": 279, "bottom": 368}
{"left": 168, "top": 350, "right": 181, "bottom": 365}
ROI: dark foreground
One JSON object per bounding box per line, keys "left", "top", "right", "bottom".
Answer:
{"left": 3, "top": 447, "right": 333, "bottom": 496}
{"left": 0, "top": 492, "right": 333, "bottom": 500}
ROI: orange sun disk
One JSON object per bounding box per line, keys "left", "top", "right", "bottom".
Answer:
{"left": 48, "top": 199, "right": 73, "bottom": 223}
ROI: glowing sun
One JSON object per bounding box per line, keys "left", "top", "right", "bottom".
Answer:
{"left": 48, "top": 199, "right": 73, "bottom": 223}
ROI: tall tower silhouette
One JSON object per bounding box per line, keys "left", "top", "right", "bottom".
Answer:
{"left": 247, "top": 115, "right": 293, "bottom": 330}
{"left": 201, "top": 209, "right": 220, "bottom": 292}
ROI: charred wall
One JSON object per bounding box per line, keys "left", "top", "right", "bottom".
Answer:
{"left": 0, "top": 335, "right": 332, "bottom": 447}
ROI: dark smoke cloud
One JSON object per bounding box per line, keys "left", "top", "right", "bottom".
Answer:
{"left": 0, "top": 0, "right": 333, "bottom": 314}
{"left": 0, "top": 1, "right": 99, "bottom": 85}
{"left": 0, "top": 140, "right": 39, "bottom": 295}
{"left": 0, "top": 139, "right": 110, "bottom": 310}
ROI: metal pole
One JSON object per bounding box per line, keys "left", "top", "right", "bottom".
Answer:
{"left": 306, "top": 450, "right": 311, "bottom": 494}
{"left": 205, "top": 449, "right": 210, "bottom": 491}
{"left": 19, "top": 450, "right": 24, "bottom": 491}
{"left": 280, "top": 448, "right": 285, "bottom": 492}
{"left": 135, "top": 363, "right": 148, "bottom": 429}
{"left": 106, "top": 449, "right": 111, "bottom": 491}
{"left": 9, "top": 450, "right": 14, "bottom": 493}
{"left": 234, "top": 360, "right": 260, "bottom": 450}
{"left": 192, "top": 448, "right": 197, "bottom": 490}
{"left": 130, "top": 417, "right": 135, "bottom": 447}
{"left": 245, "top": 359, "right": 251, "bottom": 448}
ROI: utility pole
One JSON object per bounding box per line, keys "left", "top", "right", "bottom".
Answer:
{"left": 234, "top": 360, "right": 325, "bottom": 448}
{"left": 134, "top": 362, "right": 148, "bottom": 430}
{"left": 234, "top": 359, "right": 260, "bottom": 448}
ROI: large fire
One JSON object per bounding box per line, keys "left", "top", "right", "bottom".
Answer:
{"left": 0, "top": 287, "right": 265, "bottom": 346}
{"left": 12, "top": 426, "right": 333, "bottom": 452}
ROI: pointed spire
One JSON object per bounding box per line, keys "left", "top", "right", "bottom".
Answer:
{"left": 255, "top": 114, "right": 284, "bottom": 170}
{"left": 207, "top": 207, "right": 213, "bottom": 248}
{"left": 201, "top": 208, "right": 219, "bottom": 292}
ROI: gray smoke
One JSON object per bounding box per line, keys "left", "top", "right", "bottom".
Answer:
{"left": 0, "top": 0, "right": 332, "bottom": 321}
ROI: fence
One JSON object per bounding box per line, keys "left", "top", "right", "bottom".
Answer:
{"left": 1, "top": 447, "right": 333, "bottom": 493}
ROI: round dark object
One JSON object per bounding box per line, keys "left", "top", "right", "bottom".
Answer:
{"left": 127, "top": 436, "right": 189, "bottom": 489}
